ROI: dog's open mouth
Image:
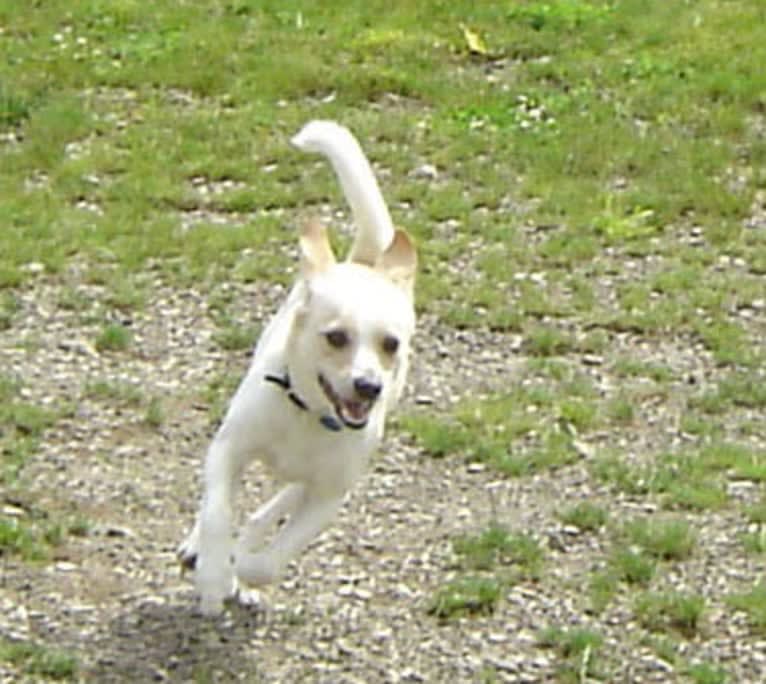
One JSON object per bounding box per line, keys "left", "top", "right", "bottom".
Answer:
{"left": 318, "top": 374, "right": 373, "bottom": 430}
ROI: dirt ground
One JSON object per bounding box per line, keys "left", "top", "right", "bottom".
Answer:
{"left": 1, "top": 273, "right": 764, "bottom": 683}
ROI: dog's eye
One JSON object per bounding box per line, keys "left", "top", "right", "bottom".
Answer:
{"left": 325, "top": 329, "right": 350, "bottom": 349}
{"left": 381, "top": 335, "right": 399, "bottom": 355}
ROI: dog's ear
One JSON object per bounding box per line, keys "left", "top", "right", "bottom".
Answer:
{"left": 300, "top": 219, "right": 336, "bottom": 277}
{"left": 377, "top": 229, "right": 417, "bottom": 296}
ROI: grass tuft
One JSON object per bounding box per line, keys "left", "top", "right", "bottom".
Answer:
{"left": 0, "top": 639, "right": 78, "bottom": 681}
{"left": 634, "top": 591, "right": 706, "bottom": 637}
{"left": 428, "top": 577, "right": 503, "bottom": 620}
{"left": 726, "top": 582, "right": 766, "bottom": 634}
{"left": 95, "top": 323, "right": 132, "bottom": 352}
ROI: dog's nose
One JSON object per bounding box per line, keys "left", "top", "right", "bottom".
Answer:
{"left": 354, "top": 377, "right": 382, "bottom": 400}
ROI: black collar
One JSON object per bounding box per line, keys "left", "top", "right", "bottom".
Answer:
{"left": 264, "top": 372, "right": 343, "bottom": 432}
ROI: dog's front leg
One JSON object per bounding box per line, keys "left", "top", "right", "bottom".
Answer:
{"left": 235, "top": 489, "right": 344, "bottom": 586}
{"left": 236, "top": 483, "right": 305, "bottom": 556}
{"left": 195, "top": 436, "right": 242, "bottom": 615}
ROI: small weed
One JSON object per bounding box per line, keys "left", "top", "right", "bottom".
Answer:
{"left": 686, "top": 662, "right": 728, "bottom": 684}
{"left": 404, "top": 383, "right": 589, "bottom": 477}
{"left": 1, "top": 377, "right": 57, "bottom": 484}
{"left": 744, "top": 495, "right": 766, "bottom": 524}
{"left": 621, "top": 518, "right": 696, "bottom": 561}
{"left": 0, "top": 639, "right": 78, "bottom": 681}
{"left": 592, "top": 449, "right": 730, "bottom": 512}
{"left": 593, "top": 198, "right": 657, "bottom": 243}
{"left": 56, "top": 287, "right": 92, "bottom": 312}
{"left": 527, "top": 428, "right": 580, "bottom": 472}
{"left": 0, "top": 514, "right": 72, "bottom": 562}
{"left": 612, "top": 358, "right": 673, "bottom": 383}
{"left": 84, "top": 379, "right": 143, "bottom": 406}
{"left": 0, "top": 518, "right": 44, "bottom": 560}
{"left": 144, "top": 397, "right": 164, "bottom": 428}
{"left": 0, "top": 84, "right": 32, "bottom": 126}
{"left": 523, "top": 324, "right": 574, "bottom": 356}
{"left": 692, "top": 373, "right": 766, "bottom": 414}
{"left": 577, "top": 328, "right": 609, "bottom": 355}
{"left": 95, "top": 323, "right": 132, "bottom": 352}
{"left": 192, "top": 667, "right": 216, "bottom": 684}
{"left": 428, "top": 577, "right": 503, "bottom": 620}
{"left": 742, "top": 526, "right": 766, "bottom": 554}
{"left": 590, "top": 454, "right": 642, "bottom": 494}
{"left": 694, "top": 318, "right": 751, "bottom": 366}
{"left": 644, "top": 635, "right": 681, "bottom": 669}
{"left": 558, "top": 502, "right": 608, "bottom": 532}
{"left": 539, "top": 625, "right": 604, "bottom": 657}
{"left": 2, "top": 402, "right": 56, "bottom": 437}
{"left": 604, "top": 394, "right": 635, "bottom": 425}
{"left": 0, "top": 292, "right": 19, "bottom": 330}
{"left": 726, "top": 582, "right": 766, "bottom": 633}
{"left": 453, "top": 524, "right": 544, "bottom": 576}
{"left": 608, "top": 547, "right": 656, "bottom": 586}
{"left": 478, "top": 666, "right": 500, "bottom": 684}
{"left": 538, "top": 626, "right": 606, "bottom": 682}
{"left": 634, "top": 591, "right": 706, "bottom": 637}
{"left": 104, "top": 278, "right": 147, "bottom": 312}
{"left": 400, "top": 415, "right": 475, "bottom": 459}
{"left": 588, "top": 571, "right": 619, "bottom": 614}
{"left": 558, "top": 398, "right": 599, "bottom": 432}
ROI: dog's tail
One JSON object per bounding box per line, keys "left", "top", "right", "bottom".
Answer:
{"left": 291, "top": 120, "right": 395, "bottom": 266}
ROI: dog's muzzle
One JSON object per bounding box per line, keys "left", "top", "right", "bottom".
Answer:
{"left": 319, "top": 374, "right": 380, "bottom": 430}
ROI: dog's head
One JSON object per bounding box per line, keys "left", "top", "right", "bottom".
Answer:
{"left": 287, "top": 220, "right": 417, "bottom": 431}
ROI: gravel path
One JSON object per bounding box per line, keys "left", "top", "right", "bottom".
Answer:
{"left": 1, "top": 272, "right": 764, "bottom": 683}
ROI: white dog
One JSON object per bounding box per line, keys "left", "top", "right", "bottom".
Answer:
{"left": 178, "top": 121, "right": 417, "bottom": 615}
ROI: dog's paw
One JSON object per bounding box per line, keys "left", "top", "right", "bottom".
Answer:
{"left": 195, "top": 555, "right": 237, "bottom": 616}
{"left": 232, "top": 584, "right": 266, "bottom": 611}
{"left": 235, "top": 551, "right": 281, "bottom": 587}
{"left": 177, "top": 526, "right": 200, "bottom": 572}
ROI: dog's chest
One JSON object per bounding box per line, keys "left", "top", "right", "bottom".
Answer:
{"left": 259, "top": 416, "right": 378, "bottom": 492}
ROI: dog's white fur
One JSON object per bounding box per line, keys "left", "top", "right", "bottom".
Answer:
{"left": 178, "top": 120, "right": 417, "bottom": 615}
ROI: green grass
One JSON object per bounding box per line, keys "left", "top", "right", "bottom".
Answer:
{"left": 0, "top": 512, "right": 88, "bottom": 562}
{"left": 453, "top": 524, "right": 544, "bottom": 576}
{"left": 590, "top": 442, "right": 766, "bottom": 512}
{"left": 84, "top": 379, "right": 143, "bottom": 406}
{"left": 1, "top": 0, "right": 765, "bottom": 676}
{"left": 608, "top": 547, "right": 656, "bottom": 587}
{"left": 429, "top": 523, "right": 544, "bottom": 621}
{"left": 428, "top": 576, "right": 503, "bottom": 620}
{"left": 686, "top": 663, "right": 727, "bottom": 684}
{"left": 95, "top": 322, "right": 132, "bottom": 352}
{"left": 144, "top": 397, "right": 165, "bottom": 429}
{"left": 538, "top": 626, "right": 607, "bottom": 683}
{"left": 727, "top": 582, "right": 766, "bottom": 634}
{"left": 0, "top": 374, "right": 58, "bottom": 485}
{"left": 586, "top": 517, "right": 698, "bottom": 613}
{"left": 634, "top": 591, "right": 706, "bottom": 638}
{"left": 620, "top": 518, "right": 696, "bottom": 562}
{"left": 0, "top": 639, "right": 78, "bottom": 681}
{"left": 557, "top": 502, "right": 608, "bottom": 533}
{"left": 402, "top": 370, "right": 598, "bottom": 476}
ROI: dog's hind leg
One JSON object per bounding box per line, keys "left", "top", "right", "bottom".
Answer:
{"left": 236, "top": 483, "right": 305, "bottom": 555}
{"left": 235, "top": 490, "right": 344, "bottom": 587}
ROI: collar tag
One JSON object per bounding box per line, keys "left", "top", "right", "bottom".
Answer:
{"left": 265, "top": 372, "right": 342, "bottom": 432}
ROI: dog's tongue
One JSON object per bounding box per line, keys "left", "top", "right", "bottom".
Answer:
{"left": 343, "top": 399, "right": 369, "bottom": 422}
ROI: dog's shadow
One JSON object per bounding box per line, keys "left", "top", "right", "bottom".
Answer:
{"left": 87, "top": 591, "right": 268, "bottom": 682}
